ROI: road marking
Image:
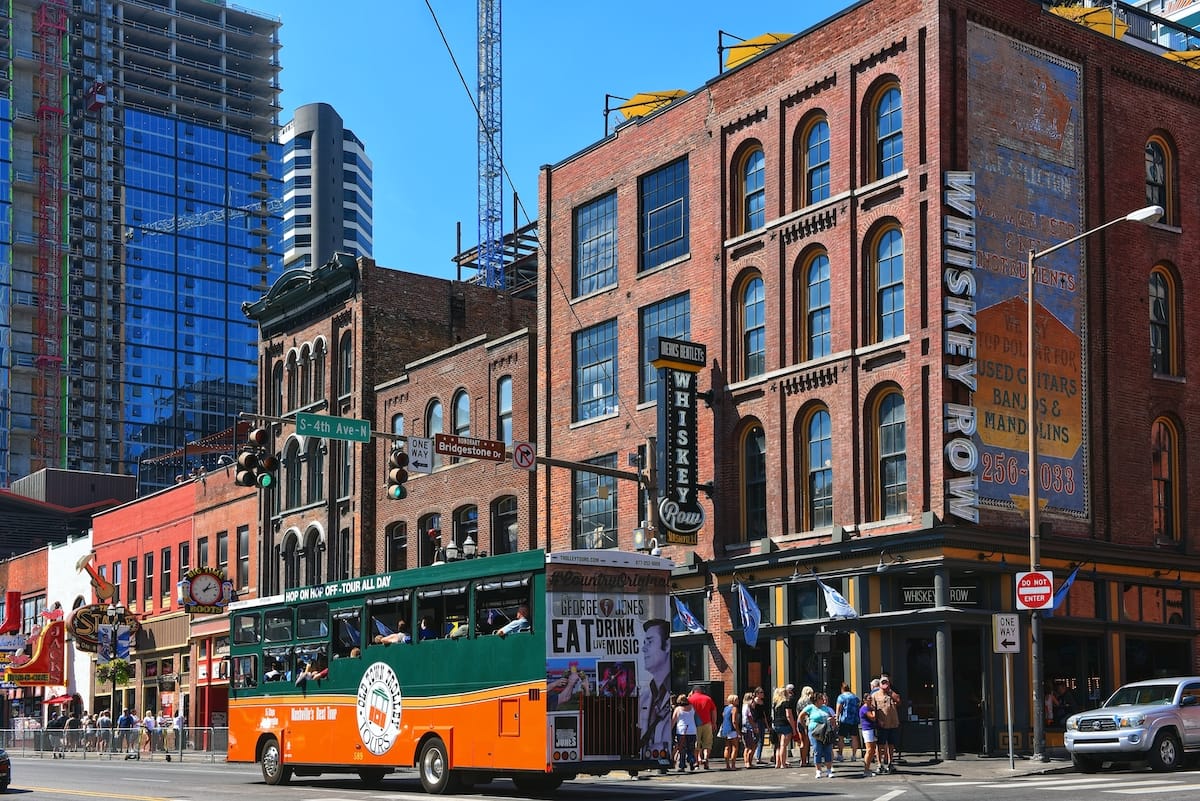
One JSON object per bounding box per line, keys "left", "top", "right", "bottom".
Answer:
{"left": 1102, "top": 783, "right": 1200, "bottom": 794}
{"left": 872, "top": 790, "right": 906, "bottom": 801}
{"left": 21, "top": 788, "right": 171, "bottom": 801}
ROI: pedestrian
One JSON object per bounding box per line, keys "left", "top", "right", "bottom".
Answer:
{"left": 793, "top": 685, "right": 814, "bottom": 766}
{"left": 719, "top": 694, "right": 740, "bottom": 770}
{"left": 688, "top": 685, "right": 718, "bottom": 769}
{"left": 860, "top": 679, "right": 880, "bottom": 776}
{"left": 800, "top": 690, "right": 837, "bottom": 779}
{"left": 118, "top": 708, "right": 137, "bottom": 757}
{"left": 47, "top": 711, "right": 66, "bottom": 758}
{"left": 97, "top": 709, "right": 112, "bottom": 753}
{"left": 750, "top": 687, "right": 768, "bottom": 765}
{"left": 870, "top": 674, "right": 902, "bottom": 774}
{"left": 770, "top": 686, "right": 795, "bottom": 769}
{"left": 174, "top": 710, "right": 186, "bottom": 751}
{"left": 141, "top": 709, "right": 157, "bottom": 754}
{"left": 834, "top": 681, "right": 861, "bottom": 761}
{"left": 740, "top": 691, "right": 758, "bottom": 769}
{"left": 65, "top": 709, "right": 81, "bottom": 752}
{"left": 672, "top": 694, "right": 698, "bottom": 772}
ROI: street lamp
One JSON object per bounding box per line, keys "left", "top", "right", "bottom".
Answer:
{"left": 1026, "top": 204, "right": 1162, "bottom": 762}
{"left": 106, "top": 602, "right": 125, "bottom": 736}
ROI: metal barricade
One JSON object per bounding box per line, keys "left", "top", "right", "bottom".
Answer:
{"left": 0, "top": 726, "right": 228, "bottom": 762}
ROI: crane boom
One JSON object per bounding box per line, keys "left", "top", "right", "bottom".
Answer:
{"left": 477, "top": 0, "right": 503, "bottom": 288}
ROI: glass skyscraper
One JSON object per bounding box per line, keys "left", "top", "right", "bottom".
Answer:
{"left": 1, "top": 0, "right": 283, "bottom": 491}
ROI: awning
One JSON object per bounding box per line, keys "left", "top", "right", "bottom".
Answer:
{"left": 42, "top": 694, "right": 73, "bottom": 706}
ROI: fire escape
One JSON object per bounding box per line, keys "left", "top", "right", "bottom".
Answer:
{"left": 32, "top": 0, "right": 67, "bottom": 469}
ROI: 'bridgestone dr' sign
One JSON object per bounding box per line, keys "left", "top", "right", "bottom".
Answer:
{"left": 652, "top": 337, "right": 706, "bottom": 545}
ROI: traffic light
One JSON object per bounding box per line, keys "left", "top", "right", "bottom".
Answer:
{"left": 234, "top": 427, "right": 278, "bottom": 489}
{"left": 386, "top": 448, "right": 409, "bottom": 500}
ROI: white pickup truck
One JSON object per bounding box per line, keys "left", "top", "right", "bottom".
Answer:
{"left": 1064, "top": 676, "right": 1200, "bottom": 772}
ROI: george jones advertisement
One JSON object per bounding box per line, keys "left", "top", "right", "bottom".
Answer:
{"left": 544, "top": 550, "right": 673, "bottom": 763}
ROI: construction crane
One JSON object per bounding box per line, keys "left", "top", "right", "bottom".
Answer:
{"left": 32, "top": 0, "right": 69, "bottom": 470}
{"left": 477, "top": 0, "right": 503, "bottom": 289}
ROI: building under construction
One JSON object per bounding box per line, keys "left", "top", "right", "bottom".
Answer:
{"left": 0, "top": 0, "right": 282, "bottom": 491}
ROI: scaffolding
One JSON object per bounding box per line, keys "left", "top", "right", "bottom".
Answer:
{"left": 31, "top": 0, "right": 67, "bottom": 469}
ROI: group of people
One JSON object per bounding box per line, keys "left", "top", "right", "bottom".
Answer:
{"left": 45, "top": 708, "right": 186, "bottom": 759}
{"left": 670, "top": 673, "right": 905, "bottom": 778}
{"left": 371, "top": 606, "right": 531, "bottom": 645}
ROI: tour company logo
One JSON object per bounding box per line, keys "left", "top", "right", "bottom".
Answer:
{"left": 356, "top": 661, "right": 403, "bottom": 756}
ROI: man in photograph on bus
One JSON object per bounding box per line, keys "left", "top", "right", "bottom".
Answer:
{"left": 638, "top": 618, "right": 672, "bottom": 757}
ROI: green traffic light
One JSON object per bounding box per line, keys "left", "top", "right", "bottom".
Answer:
{"left": 257, "top": 472, "right": 274, "bottom": 489}
{"left": 388, "top": 485, "right": 407, "bottom": 500}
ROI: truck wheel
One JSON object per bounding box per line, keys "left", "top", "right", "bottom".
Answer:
{"left": 1149, "top": 730, "right": 1182, "bottom": 772}
{"left": 1071, "top": 754, "right": 1100, "bottom": 774}
{"left": 260, "top": 737, "right": 292, "bottom": 786}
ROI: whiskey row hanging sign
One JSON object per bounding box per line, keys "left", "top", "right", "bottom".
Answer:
{"left": 652, "top": 337, "right": 706, "bottom": 544}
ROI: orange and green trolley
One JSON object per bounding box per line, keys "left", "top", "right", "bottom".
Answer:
{"left": 227, "top": 549, "right": 674, "bottom": 794}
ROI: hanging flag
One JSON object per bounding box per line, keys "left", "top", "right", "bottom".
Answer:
{"left": 816, "top": 576, "right": 858, "bottom": 619}
{"left": 1050, "top": 565, "right": 1080, "bottom": 612}
{"left": 341, "top": 619, "right": 360, "bottom": 646}
{"left": 372, "top": 617, "right": 394, "bottom": 637}
{"left": 734, "top": 581, "right": 761, "bottom": 648}
{"left": 673, "top": 596, "right": 705, "bottom": 634}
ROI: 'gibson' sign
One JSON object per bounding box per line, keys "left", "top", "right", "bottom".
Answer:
{"left": 653, "top": 337, "right": 707, "bottom": 544}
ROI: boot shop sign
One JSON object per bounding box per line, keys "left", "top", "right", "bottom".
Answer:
{"left": 652, "top": 337, "right": 706, "bottom": 544}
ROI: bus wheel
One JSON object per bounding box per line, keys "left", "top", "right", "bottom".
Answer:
{"left": 512, "top": 774, "right": 564, "bottom": 794}
{"left": 358, "top": 768, "right": 387, "bottom": 788}
{"left": 418, "top": 737, "right": 461, "bottom": 795}
{"left": 260, "top": 738, "right": 292, "bottom": 786}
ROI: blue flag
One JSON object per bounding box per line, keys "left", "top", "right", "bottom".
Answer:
{"left": 372, "top": 617, "right": 394, "bottom": 636}
{"left": 816, "top": 576, "right": 858, "bottom": 619}
{"left": 735, "top": 581, "right": 761, "bottom": 648}
{"left": 673, "top": 596, "right": 705, "bottom": 634}
{"left": 341, "top": 619, "right": 360, "bottom": 646}
{"left": 1050, "top": 565, "right": 1080, "bottom": 612}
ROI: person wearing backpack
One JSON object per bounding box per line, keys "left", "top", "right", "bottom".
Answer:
{"left": 834, "top": 682, "right": 861, "bottom": 762}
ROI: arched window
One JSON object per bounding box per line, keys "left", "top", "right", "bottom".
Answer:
{"left": 874, "top": 390, "right": 907, "bottom": 519}
{"left": 302, "top": 527, "right": 323, "bottom": 586}
{"left": 1150, "top": 267, "right": 1179, "bottom": 376}
{"left": 871, "top": 82, "right": 903, "bottom": 180}
{"left": 386, "top": 522, "right": 407, "bottom": 572}
{"left": 391, "top": 413, "right": 405, "bottom": 438}
{"left": 306, "top": 438, "right": 324, "bottom": 504}
{"left": 313, "top": 339, "right": 327, "bottom": 402}
{"left": 271, "top": 362, "right": 284, "bottom": 416}
{"left": 497, "top": 376, "right": 513, "bottom": 447}
{"left": 742, "top": 424, "right": 767, "bottom": 542}
{"left": 741, "top": 275, "right": 766, "bottom": 379}
{"left": 453, "top": 505, "right": 478, "bottom": 552}
{"left": 493, "top": 495, "right": 518, "bottom": 555}
{"left": 804, "top": 251, "right": 831, "bottom": 360}
{"left": 338, "top": 331, "right": 353, "bottom": 396}
{"left": 1152, "top": 418, "right": 1180, "bottom": 543}
{"left": 299, "top": 345, "right": 312, "bottom": 407}
{"left": 1146, "top": 135, "right": 1176, "bottom": 225}
{"left": 453, "top": 390, "right": 470, "bottom": 437}
{"left": 419, "top": 513, "right": 442, "bottom": 567}
{"left": 740, "top": 147, "right": 765, "bottom": 233}
{"left": 805, "top": 408, "right": 833, "bottom": 529}
{"left": 284, "top": 440, "right": 301, "bottom": 510}
{"left": 282, "top": 533, "right": 300, "bottom": 591}
{"left": 286, "top": 352, "right": 298, "bottom": 411}
{"left": 427, "top": 399, "right": 444, "bottom": 470}
{"left": 872, "top": 226, "right": 905, "bottom": 341}
{"left": 803, "top": 117, "right": 831, "bottom": 206}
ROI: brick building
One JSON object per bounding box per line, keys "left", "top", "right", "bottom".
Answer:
{"left": 537, "top": 0, "right": 1200, "bottom": 757}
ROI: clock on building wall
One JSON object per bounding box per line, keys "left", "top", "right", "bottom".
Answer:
{"left": 179, "top": 567, "right": 233, "bottom": 614}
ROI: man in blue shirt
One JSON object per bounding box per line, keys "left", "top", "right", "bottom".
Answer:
{"left": 496, "top": 605, "right": 531, "bottom": 637}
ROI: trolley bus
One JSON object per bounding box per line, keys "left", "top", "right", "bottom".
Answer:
{"left": 227, "top": 549, "right": 674, "bottom": 794}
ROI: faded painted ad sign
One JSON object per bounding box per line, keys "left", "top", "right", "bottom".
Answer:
{"left": 965, "top": 24, "right": 1087, "bottom": 518}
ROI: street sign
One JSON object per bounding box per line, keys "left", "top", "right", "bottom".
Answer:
{"left": 408, "top": 437, "right": 434, "bottom": 474}
{"left": 513, "top": 440, "right": 536, "bottom": 471}
{"left": 434, "top": 433, "right": 506, "bottom": 463}
{"left": 1016, "top": 570, "right": 1055, "bottom": 610}
{"left": 296, "top": 412, "right": 371, "bottom": 443}
{"left": 992, "top": 612, "right": 1020, "bottom": 653}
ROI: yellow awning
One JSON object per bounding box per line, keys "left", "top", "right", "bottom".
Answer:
{"left": 1164, "top": 50, "right": 1200, "bottom": 68}
{"left": 1050, "top": 5, "right": 1128, "bottom": 40}
{"left": 618, "top": 91, "right": 686, "bottom": 121}
{"left": 724, "top": 32, "right": 792, "bottom": 70}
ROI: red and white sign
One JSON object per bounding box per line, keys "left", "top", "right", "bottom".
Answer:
{"left": 434, "top": 433, "right": 506, "bottom": 463}
{"left": 1015, "top": 570, "right": 1055, "bottom": 610}
{"left": 512, "top": 441, "right": 536, "bottom": 471}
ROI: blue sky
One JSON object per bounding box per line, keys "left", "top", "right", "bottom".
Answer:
{"left": 248, "top": 0, "right": 853, "bottom": 280}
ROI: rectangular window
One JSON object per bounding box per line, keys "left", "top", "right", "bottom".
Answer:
{"left": 237, "top": 525, "right": 250, "bottom": 589}
{"left": 144, "top": 552, "right": 154, "bottom": 603}
{"left": 639, "top": 293, "right": 691, "bottom": 403}
{"left": 217, "top": 531, "right": 229, "bottom": 574}
{"left": 179, "top": 542, "right": 190, "bottom": 576}
{"left": 573, "top": 192, "right": 617, "bottom": 297}
{"left": 127, "top": 558, "right": 137, "bottom": 608}
{"left": 573, "top": 454, "right": 618, "bottom": 549}
{"left": 198, "top": 537, "right": 209, "bottom": 569}
{"left": 639, "top": 158, "right": 689, "bottom": 271}
{"left": 160, "top": 547, "right": 171, "bottom": 598}
{"left": 573, "top": 319, "right": 618, "bottom": 422}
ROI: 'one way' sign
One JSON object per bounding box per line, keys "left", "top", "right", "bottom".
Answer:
{"left": 992, "top": 613, "right": 1020, "bottom": 654}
